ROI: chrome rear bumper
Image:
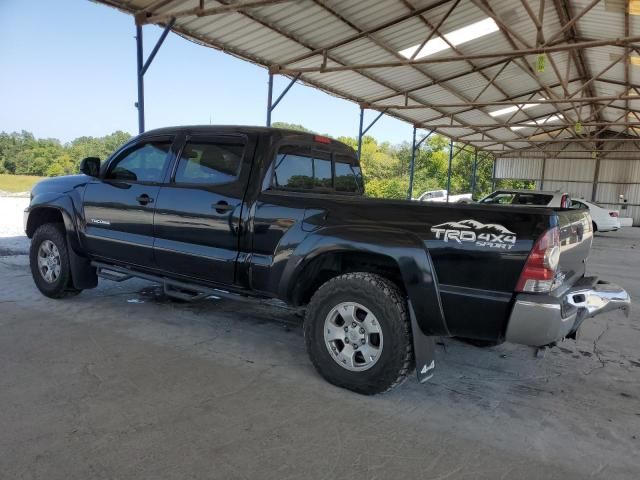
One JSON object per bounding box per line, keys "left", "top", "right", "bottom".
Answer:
{"left": 506, "top": 278, "right": 630, "bottom": 347}
{"left": 566, "top": 281, "right": 630, "bottom": 318}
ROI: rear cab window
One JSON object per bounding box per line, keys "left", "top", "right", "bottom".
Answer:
{"left": 271, "top": 145, "right": 363, "bottom": 195}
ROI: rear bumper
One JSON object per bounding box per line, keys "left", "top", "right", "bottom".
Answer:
{"left": 505, "top": 277, "right": 630, "bottom": 347}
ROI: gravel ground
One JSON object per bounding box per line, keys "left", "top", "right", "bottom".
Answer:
{"left": 0, "top": 197, "right": 639, "bottom": 479}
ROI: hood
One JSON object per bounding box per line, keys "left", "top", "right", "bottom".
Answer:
{"left": 31, "top": 174, "right": 92, "bottom": 197}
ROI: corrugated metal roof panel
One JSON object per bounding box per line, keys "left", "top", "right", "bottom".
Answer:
{"left": 94, "top": 0, "right": 640, "bottom": 155}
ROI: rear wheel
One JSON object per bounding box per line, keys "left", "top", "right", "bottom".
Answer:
{"left": 304, "top": 273, "right": 413, "bottom": 395}
{"left": 592, "top": 221, "right": 598, "bottom": 232}
{"left": 30, "top": 223, "right": 81, "bottom": 299}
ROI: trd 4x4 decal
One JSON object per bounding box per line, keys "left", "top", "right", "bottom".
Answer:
{"left": 430, "top": 219, "right": 517, "bottom": 250}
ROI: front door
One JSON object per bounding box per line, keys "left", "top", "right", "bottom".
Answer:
{"left": 153, "top": 134, "right": 253, "bottom": 285}
{"left": 82, "top": 136, "right": 174, "bottom": 267}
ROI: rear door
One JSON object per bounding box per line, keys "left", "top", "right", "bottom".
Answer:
{"left": 82, "top": 136, "right": 174, "bottom": 266}
{"left": 152, "top": 134, "right": 254, "bottom": 285}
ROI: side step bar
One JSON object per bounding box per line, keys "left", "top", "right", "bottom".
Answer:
{"left": 93, "top": 261, "right": 240, "bottom": 302}
{"left": 91, "top": 261, "right": 300, "bottom": 314}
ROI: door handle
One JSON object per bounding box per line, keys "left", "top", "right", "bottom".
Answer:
{"left": 136, "top": 194, "right": 154, "bottom": 205}
{"left": 213, "top": 201, "right": 234, "bottom": 214}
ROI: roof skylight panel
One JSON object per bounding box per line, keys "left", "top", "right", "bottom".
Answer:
{"left": 399, "top": 18, "right": 499, "bottom": 60}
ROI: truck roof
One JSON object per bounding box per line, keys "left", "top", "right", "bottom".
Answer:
{"left": 136, "top": 125, "right": 357, "bottom": 159}
{"left": 494, "top": 189, "right": 564, "bottom": 195}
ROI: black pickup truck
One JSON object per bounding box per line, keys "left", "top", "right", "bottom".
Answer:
{"left": 25, "top": 126, "right": 630, "bottom": 394}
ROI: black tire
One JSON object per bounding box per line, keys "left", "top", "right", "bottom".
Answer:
{"left": 30, "top": 223, "right": 82, "bottom": 299}
{"left": 304, "top": 272, "right": 413, "bottom": 395}
{"left": 592, "top": 221, "right": 598, "bottom": 232}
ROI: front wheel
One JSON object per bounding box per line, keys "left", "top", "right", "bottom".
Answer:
{"left": 30, "top": 223, "right": 81, "bottom": 299}
{"left": 304, "top": 273, "right": 413, "bottom": 395}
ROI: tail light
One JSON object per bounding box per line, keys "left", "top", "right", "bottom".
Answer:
{"left": 516, "top": 226, "right": 560, "bottom": 293}
{"left": 609, "top": 211, "right": 619, "bottom": 217}
{"left": 314, "top": 135, "right": 331, "bottom": 144}
{"left": 560, "top": 194, "right": 571, "bottom": 208}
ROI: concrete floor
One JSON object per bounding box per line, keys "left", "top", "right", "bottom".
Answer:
{"left": 0, "top": 229, "right": 638, "bottom": 479}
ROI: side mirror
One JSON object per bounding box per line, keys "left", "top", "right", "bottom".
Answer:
{"left": 79, "top": 157, "right": 100, "bottom": 177}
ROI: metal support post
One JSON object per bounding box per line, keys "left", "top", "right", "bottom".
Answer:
{"left": 357, "top": 108, "right": 387, "bottom": 160}
{"left": 471, "top": 148, "right": 478, "bottom": 199}
{"left": 408, "top": 126, "right": 417, "bottom": 200}
{"left": 266, "top": 73, "right": 274, "bottom": 126}
{"left": 592, "top": 157, "right": 601, "bottom": 201}
{"left": 135, "top": 18, "right": 175, "bottom": 134}
{"left": 266, "top": 72, "right": 300, "bottom": 127}
{"left": 136, "top": 24, "right": 145, "bottom": 134}
{"left": 357, "top": 107, "right": 364, "bottom": 160}
{"left": 446, "top": 138, "right": 453, "bottom": 203}
{"left": 407, "top": 129, "right": 434, "bottom": 200}
{"left": 491, "top": 156, "right": 497, "bottom": 191}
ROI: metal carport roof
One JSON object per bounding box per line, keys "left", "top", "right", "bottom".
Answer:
{"left": 94, "top": 0, "right": 640, "bottom": 156}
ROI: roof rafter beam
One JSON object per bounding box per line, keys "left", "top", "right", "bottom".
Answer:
{"left": 306, "top": 0, "right": 510, "bottom": 147}
{"left": 554, "top": 0, "right": 603, "bottom": 123}
{"left": 371, "top": 94, "right": 638, "bottom": 109}
{"left": 278, "top": 0, "right": 453, "bottom": 67}
{"left": 273, "top": 36, "right": 640, "bottom": 73}
{"left": 397, "top": 0, "right": 549, "bottom": 153}
{"left": 473, "top": 0, "right": 581, "bottom": 126}
{"left": 137, "top": 0, "right": 292, "bottom": 25}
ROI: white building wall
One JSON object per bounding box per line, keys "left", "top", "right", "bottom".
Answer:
{"left": 496, "top": 142, "right": 640, "bottom": 226}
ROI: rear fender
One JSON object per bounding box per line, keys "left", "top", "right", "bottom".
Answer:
{"left": 281, "top": 227, "right": 448, "bottom": 337}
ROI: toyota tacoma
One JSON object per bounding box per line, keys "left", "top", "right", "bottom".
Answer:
{"left": 25, "top": 126, "right": 630, "bottom": 394}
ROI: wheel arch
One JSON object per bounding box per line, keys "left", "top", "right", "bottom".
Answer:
{"left": 282, "top": 227, "right": 448, "bottom": 337}
{"left": 26, "top": 197, "right": 97, "bottom": 290}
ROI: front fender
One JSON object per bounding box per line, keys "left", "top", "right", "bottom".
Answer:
{"left": 27, "top": 192, "right": 74, "bottom": 230}
{"left": 26, "top": 193, "right": 82, "bottom": 251}
{"left": 281, "top": 226, "right": 448, "bottom": 337}
{"left": 26, "top": 193, "right": 97, "bottom": 290}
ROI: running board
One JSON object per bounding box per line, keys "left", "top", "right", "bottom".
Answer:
{"left": 90, "top": 261, "right": 294, "bottom": 310}
{"left": 92, "top": 261, "right": 237, "bottom": 302}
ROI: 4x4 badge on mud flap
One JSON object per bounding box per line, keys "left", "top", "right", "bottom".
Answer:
{"left": 430, "top": 219, "right": 517, "bottom": 250}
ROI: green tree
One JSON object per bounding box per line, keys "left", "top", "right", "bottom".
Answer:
{"left": 272, "top": 122, "right": 313, "bottom": 133}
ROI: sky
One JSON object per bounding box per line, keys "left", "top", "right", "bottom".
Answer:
{"left": 0, "top": 0, "right": 411, "bottom": 145}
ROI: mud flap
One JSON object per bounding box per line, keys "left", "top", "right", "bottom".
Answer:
{"left": 67, "top": 241, "right": 98, "bottom": 290}
{"left": 408, "top": 300, "right": 436, "bottom": 383}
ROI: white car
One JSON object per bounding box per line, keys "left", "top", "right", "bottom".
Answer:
{"left": 479, "top": 189, "right": 572, "bottom": 208}
{"left": 416, "top": 189, "right": 472, "bottom": 203}
{"left": 571, "top": 199, "right": 621, "bottom": 232}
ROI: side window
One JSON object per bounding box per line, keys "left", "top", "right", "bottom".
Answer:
{"left": 107, "top": 141, "right": 171, "bottom": 182}
{"left": 174, "top": 140, "right": 244, "bottom": 185}
{"left": 482, "top": 193, "right": 515, "bottom": 204}
{"left": 272, "top": 147, "right": 332, "bottom": 191}
{"left": 571, "top": 200, "right": 586, "bottom": 209}
{"left": 335, "top": 157, "right": 362, "bottom": 193}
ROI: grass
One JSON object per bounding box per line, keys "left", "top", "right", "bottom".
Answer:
{"left": 0, "top": 174, "right": 44, "bottom": 193}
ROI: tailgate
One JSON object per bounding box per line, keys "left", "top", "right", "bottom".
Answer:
{"left": 554, "top": 208, "right": 593, "bottom": 291}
